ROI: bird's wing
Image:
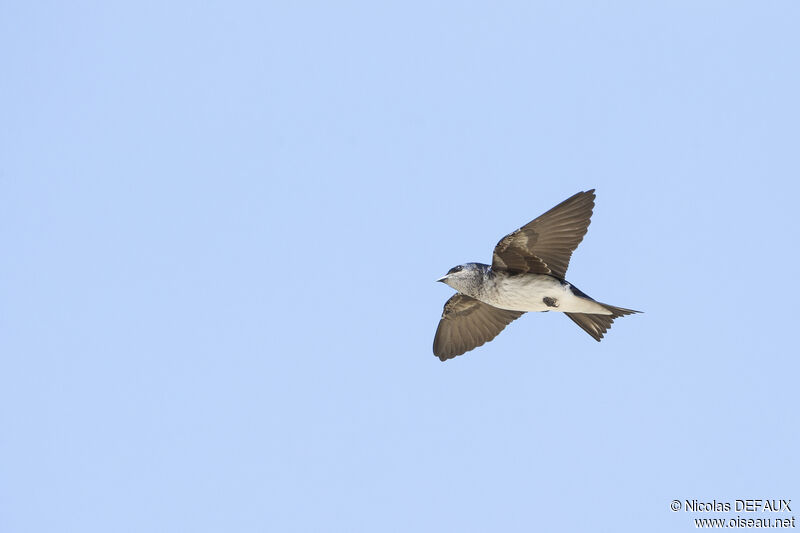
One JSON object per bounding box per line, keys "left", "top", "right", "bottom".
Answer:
{"left": 492, "top": 190, "right": 595, "bottom": 279}
{"left": 433, "top": 294, "right": 525, "bottom": 361}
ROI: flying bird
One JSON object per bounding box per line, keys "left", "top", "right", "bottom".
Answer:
{"left": 433, "top": 189, "right": 640, "bottom": 361}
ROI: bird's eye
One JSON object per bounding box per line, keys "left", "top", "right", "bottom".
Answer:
{"left": 449, "top": 265, "right": 463, "bottom": 274}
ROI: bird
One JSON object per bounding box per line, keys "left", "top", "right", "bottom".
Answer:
{"left": 433, "top": 189, "right": 640, "bottom": 361}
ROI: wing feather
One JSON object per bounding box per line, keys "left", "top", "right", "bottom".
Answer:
{"left": 433, "top": 294, "right": 525, "bottom": 361}
{"left": 492, "top": 190, "right": 595, "bottom": 278}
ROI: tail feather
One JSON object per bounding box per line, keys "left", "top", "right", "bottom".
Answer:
{"left": 565, "top": 303, "right": 641, "bottom": 342}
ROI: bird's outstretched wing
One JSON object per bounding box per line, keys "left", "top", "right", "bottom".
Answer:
{"left": 433, "top": 294, "right": 525, "bottom": 361}
{"left": 492, "top": 190, "right": 595, "bottom": 279}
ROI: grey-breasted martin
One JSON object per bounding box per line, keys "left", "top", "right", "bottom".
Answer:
{"left": 433, "top": 189, "right": 640, "bottom": 361}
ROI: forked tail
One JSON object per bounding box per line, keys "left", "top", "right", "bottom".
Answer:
{"left": 565, "top": 303, "right": 641, "bottom": 342}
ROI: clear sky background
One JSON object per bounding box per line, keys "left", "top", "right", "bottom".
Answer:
{"left": 2, "top": 2, "right": 798, "bottom": 532}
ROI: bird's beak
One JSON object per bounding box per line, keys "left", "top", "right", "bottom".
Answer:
{"left": 436, "top": 276, "right": 447, "bottom": 283}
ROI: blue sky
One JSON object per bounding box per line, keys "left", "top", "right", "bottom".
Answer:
{"left": 1, "top": 2, "right": 798, "bottom": 532}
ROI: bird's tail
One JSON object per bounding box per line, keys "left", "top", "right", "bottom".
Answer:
{"left": 565, "top": 303, "right": 641, "bottom": 342}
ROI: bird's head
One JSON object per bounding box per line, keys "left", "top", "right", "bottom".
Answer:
{"left": 436, "top": 263, "right": 487, "bottom": 294}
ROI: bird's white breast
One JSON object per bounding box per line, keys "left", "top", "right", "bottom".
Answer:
{"left": 481, "top": 274, "right": 611, "bottom": 314}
